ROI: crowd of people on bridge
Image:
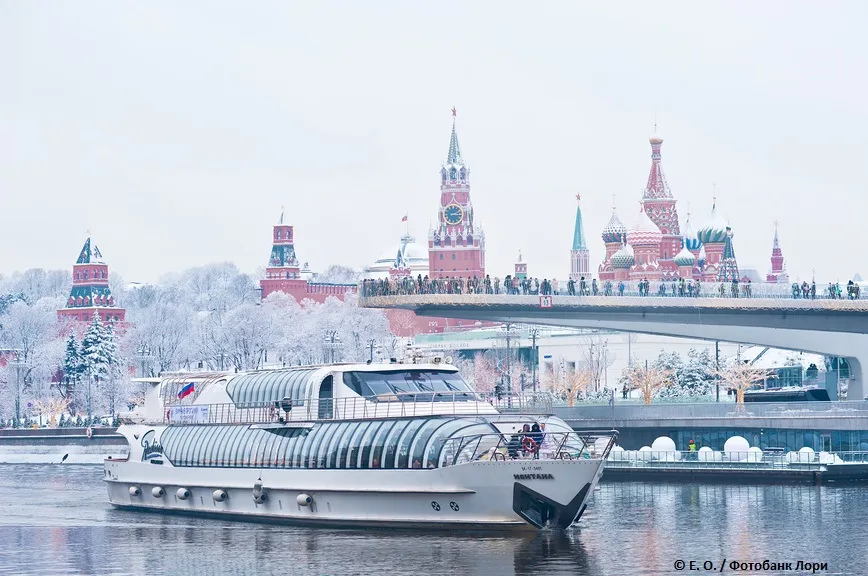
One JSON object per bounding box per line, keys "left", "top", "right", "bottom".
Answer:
{"left": 359, "top": 274, "right": 862, "bottom": 300}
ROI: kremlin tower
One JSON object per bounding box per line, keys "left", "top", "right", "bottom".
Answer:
{"left": 514, "top": 250, "right": 527, "bottom": 280}
{"left": 57, "top": 236, "right": 125, "bottom": 323}
{"left": 428, "top": 109, "right": 485, "bottom": 278}
{"left": 259, "top": 211, "right": 356, "bottom": 302}
{"left": 766, "top": 222, "right": 788, "bottom": 283}
{"left": 570, "top": 194, "right": 590, "bottom": 281}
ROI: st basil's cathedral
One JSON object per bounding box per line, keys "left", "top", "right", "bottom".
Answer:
{"left": 598, "top": 133, "right": 742, "bottom": 283}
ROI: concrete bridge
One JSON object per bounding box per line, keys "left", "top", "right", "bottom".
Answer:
{"left": 359, "top": 294, "right": 868, "bottom": 399}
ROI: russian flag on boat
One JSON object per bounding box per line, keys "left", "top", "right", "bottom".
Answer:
{"left": 177, "top": 382, "right": 195, "bottom": 400}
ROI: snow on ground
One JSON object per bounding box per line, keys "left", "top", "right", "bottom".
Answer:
{"left": 0, "top": 444, "right": 126, "bottom": 464}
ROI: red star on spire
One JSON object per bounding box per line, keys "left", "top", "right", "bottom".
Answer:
{"left": 451, "top": 107, "right": 457, "bottom": 117}
{"left": 575, "top": 193, "right": 581, "bottom": 203}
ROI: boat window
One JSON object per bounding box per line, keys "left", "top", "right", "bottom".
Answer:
{"left": 341, "top": 370, "right": 475, "bottom": 402}
{"left": 439, "top": 423, "right": 500, "bottom": 467}
{"left": 345, "top": 422, "right": 370, "bottom": 469}
{"left": 382, "top": 420, "right": 411, "bottom": 468}
{"left": 395, "top": 419, "right": 427, "bottom": 468}
{"left": 369, "top": 420, "right": 398, "bottom": 469}
{"left": 314, "top": 423, "right": 341, "bottom": 468}
{"left": 195, "top": 426, "right": 222, "bottom": 466}
{"left": 301, "top": 425, "right": 327, "bottom": 468}
{"left": 358, "top": 421, "right": 386, "bottom": 468}
{"left": 410, "top": 419, "right": 455, "bottom": 469}
{"left": 224, "top": 426, "right": 246, "bottom": 468}
{"left": 335, "top": 422, "right": 362, "bottom": 468}
{"left": 203, "top": 426, "right": 232, "bottom": 466}
{"left": 342, "top": 372, "right": 365, "bottom": 396}
{"left": 423, "top": 420, "right": 480, "bottom": 469}
{"left": 324, "top": 422, "right": 353, "bottom": 468}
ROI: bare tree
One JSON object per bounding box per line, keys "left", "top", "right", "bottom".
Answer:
{"left": 625, "top": 366, "right": 673, "bottom": 405}
{"left": 714, "top": 363, "right": 774, "bottom": 404}
{"left": 577, "top": 334, "right": 615, "bottom": 391}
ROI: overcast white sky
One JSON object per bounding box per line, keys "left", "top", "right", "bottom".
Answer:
{"left": 1, "top": 1, "right": 866, "bottom": 285}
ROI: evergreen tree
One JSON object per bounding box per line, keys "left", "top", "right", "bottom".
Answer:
{"left": 80, "top": 313, "right": 111, "bottom": 419}
{"left": 62, "top": 333, "right": 82, "bottom": 402}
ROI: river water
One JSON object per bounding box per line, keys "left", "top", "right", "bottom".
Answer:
{"left": 0, "top": 464, "right": 865, "bottom": 575}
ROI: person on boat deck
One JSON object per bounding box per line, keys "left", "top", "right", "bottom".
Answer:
{"left": 412, "top": 459, "right": 422, "bottom": 469}
{"left": 538, "top": 422, "right": 556, "bottom": 455}
{"left": 687, "top": 439, "right": 697, "bottom": 461}
{"left": 506, "top": 433, "right": 522, "bottom": 459}
{"left": 528, "top": 424, "right": 544, "bottom": 459}
{"left": 371, "top": 457, "right": 381, "bottom": 468}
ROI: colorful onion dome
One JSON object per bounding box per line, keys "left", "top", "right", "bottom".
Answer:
{"left": 682, "top": 215, "right": 701, "bottom": 251}
{"left": 697, "top": 203, "right": 728, "bottom": 244}
{"left": 626, "top": 205, "right": 662, "bottom": 246}
{"left": 611, "top": 243, "right": 635, "bottom": 269}
{"left": 649, "top": 134, "right": 664, "bottom": 146}
{"left": 602, "top": 210, "right": 626, "bottom": 244}
{"left": 673, "top": 246, "right": 696, "bottom": 267}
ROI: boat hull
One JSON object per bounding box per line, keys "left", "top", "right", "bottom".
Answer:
{"left": 104, "top": 457, "right": 605, "bottom": 531}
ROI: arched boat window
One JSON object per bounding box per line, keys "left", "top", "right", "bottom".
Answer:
{"left": 359, "top": 421, "right": 386, "bottom": 468}
{"left": 439, "top": 423, "right": 500, "bottom": 467}
{"left": 300, "top": 425, "right": 327, "bottom": 468}
{"left": 342, "top": 370, "right": 473, "bottom": 401}
{"left": 323, "top": 422, "right": 352, "bottom": 468}
{"left": 369, "top": 420, "right": 399, "bottom": 468}
{"left": 195, "top": 425, "right": 223, "bottom": 467}
{"left": 334, "top": 422, "right": 362, "bottom": 468}
{"left": 382, "top": 420, "right": 411, "bottom": 469}
{"left": 204, "top": 425, "right": 233, "bottom": 467}
{"left": 407, "top": 418, "right": 452, "bottom": 468}
{"left": 342, "top": 372, "right": 364, "bottom": 396}
{"left": 395, "top": 419, "right": 427, "bottom": 468}
{"left": 345, "top": 422, "right": 371, "bottom": 468}
{"left": 313, "top": 423, "right": 340, "bottom": 468}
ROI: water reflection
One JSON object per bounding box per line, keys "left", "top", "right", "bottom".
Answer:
{"left": 1, "top": 465, "right": 867, "bottom": 575}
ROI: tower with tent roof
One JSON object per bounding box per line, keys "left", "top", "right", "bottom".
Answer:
{"left": 57, "top": 236, "right": 125, "bottom": 323}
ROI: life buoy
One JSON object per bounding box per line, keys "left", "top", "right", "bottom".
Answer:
{"left": 86, "top": 426, "right": 93, "bottom": 440}
{"left": 522, "top": 437, "right": 538, "bottom": 453}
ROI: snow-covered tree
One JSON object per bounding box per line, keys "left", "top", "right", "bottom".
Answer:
{"left": 61, "top": 334, "right": 82, "bottom": 402}
{"left": 316, "top": 265, "right": 360, "bottom": 285}
{"left": 79, "top": 313, "right": 119, "bottom": 419}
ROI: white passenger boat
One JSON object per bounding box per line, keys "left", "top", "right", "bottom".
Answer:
{"left": 104, "top": 362, "right": 616, "bottom": 531}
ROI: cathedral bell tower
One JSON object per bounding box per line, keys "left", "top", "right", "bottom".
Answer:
{"left": 428, "top": 109, "right": 485, "bottom": 278}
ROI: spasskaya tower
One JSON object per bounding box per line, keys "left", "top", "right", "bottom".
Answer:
{"left": 428, "top": 109, "right": 486, "bottom": 278}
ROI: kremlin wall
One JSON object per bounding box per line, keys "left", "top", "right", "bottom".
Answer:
{"left": 51, "top": 112, "right": 789, "bottom": 336}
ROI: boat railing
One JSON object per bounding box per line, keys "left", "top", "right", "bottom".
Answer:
{"left": 137, "top": 392, "right": 553, "bottom": 425}
{"left": 439, "top": 430, "right": 618, "bottom": 467}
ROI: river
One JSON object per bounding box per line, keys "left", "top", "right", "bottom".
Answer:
{"left": 0, "top": 464, "right": 864, "bottom": 575}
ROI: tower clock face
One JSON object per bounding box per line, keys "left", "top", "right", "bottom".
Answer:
{"left": 444, "top": 203, "right": 464, "bottom": 225}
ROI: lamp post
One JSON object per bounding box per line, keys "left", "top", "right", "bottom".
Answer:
{"left": 498, "top": 323, "right": 519, "bottom": 407}
{"left": 528, "top": 327, "right": 540, "bottom": 393}
{"left": 325, "top": 330, "right": 340, "bottom": 363}
{"left": 368, "top": 339, "right": 377, "bottom": 363}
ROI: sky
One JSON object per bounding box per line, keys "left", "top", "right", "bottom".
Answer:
{"left": 1, "top": 1, "right": 866, "bottom": 285}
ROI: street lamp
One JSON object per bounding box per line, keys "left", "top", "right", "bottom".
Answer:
{"left": 498, "top": 323, "right": 520, "bottom": 406}
{"left": 324, "top": 330, "right": 341, "bottom": 363}
{"left": 528, "top": 327, "right": 540, "bottom": 393}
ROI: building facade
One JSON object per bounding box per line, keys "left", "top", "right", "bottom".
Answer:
{"left": 56, "top": 237, "right": 125, "bottom": 323}
{"left": 428, "top": 110, "right": 485, "bottom": 279}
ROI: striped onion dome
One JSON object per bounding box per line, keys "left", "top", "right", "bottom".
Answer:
{"left": 697, "top": 203, "right": 729, "bottom": 244}
{"left": 626, "top": 206, "right": 662, "bottom": 246}
{"left": 611, "top": 243, "right": 635, "bottom": 269}
{"left": 602, "top": 210, "right": 627, "bottom": 244}
{"left": 673, "top": 246, "right": 696, "bottom": 267}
